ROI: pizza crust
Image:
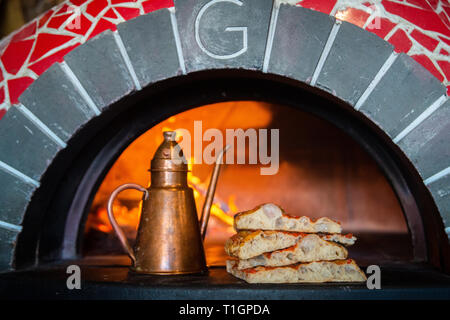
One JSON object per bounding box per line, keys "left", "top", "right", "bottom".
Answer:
{"left": 225, "top": 230, "right": 355, "bottom": 260}
{"left": 234, "top": 234, "right": 348, "bottom": 269}
{"left": 225, "top": 230, "right": 302, "bottom": 260}
{"left": 234, "top": 203, "right": 342, "bottom": 234}
{"left": 226, "top": 259, "right": 367, "bottom": 283}
{"left": 322, "top": 233, "right": 356, "bottom": 246}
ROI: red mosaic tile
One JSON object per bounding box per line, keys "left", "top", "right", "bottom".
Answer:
{"left": 0, "top": 86, "right": 4, "bottom": 104}
{"left": 111, "top": 0, "right": 136, "bottom": 4}
{"left": 7, "top": 77, "right": 35, "bottom": 104}
{"left": 443, "top": 5, "right": 450, "bottom": 17}
{"left": 0, "top": 69, "right": 3, "bottom": 83}
{"left": 406, "top": 0, "right": 433, "bottom": 10}
{"left": 439, "top": 12, "right": 450, "bottom": 29}
{"left": 437, "top": 59, "right": 450, "bottom": 81}
{"left": 70, "top": 0, "right": 89, "bottom": 6}
{"left": 388, "top": 29, "right": 413, "bottom": 53}
{"left": 65, "top": 14, "right": 92, "bottom": 35}
{"left": 103, "top": 8, "right": 118, "bottom": 18}
{"left": 412, "top": 54, "right": 444, "bottom": 81}
{"left": 438, "top": 36, "right": 450, "bottom": 46}
{"left": 142, "top": 0, "right": 174, "bottom": 14}
{"left": 366, "top": 17, "right": 397, "bottom": 39}
{"left": 38, "top": 10, "right": 54, "bottom": 28}
{"left": 11, "top": 22, "right": 37, "bottom": 43}
{"left": 56, "top": 4, "right": 70, "bottom": 15}
{"left": 0, "top": 108, "right": 6, "bottom": 121}
{"left": 297, "top": 0, "right": 337, "bottom": 15}
{"left": 86, "top": 0, "right": 108, "bottom": 17}
{"left": 426, "top": 0, "right": 439, "bottom": 10}
{"left": 336, "top": 7, "right": 371, "bottom": 28}
{"left": 87, "top": 18, "right": 117, "bottom": 39}
{"left": 1, "top": 40, "right": 34, "bottom": 75}
{"left": 29, "top": 43, "right": 80, "bottom": 76}
{"left": 382, "top": 0, "right": 450, "bottom": 37}
{"left": 410, "top": 29, "right": 439, "bottom": 51}
{"left": 29, "top": 33, "right": 74, "bottom": 63}
{"left": 115, "top": 7, "right": 140, "bottom": 20}
{"left": 47, "top": 13, "right": 73, "bottom": 29}
{"left": 440, "top": 48, "right": 449, "bottom": 55}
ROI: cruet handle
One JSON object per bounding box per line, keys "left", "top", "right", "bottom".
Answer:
{"left": 106, "top": 183, "right": 149, "bottom": 265}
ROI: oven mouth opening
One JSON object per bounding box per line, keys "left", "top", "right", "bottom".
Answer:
{"left": 81, "top": 100, "right": 412, "bottom": 267}
{"left": 13, "top": 71, "right": 448, "bottom": 272}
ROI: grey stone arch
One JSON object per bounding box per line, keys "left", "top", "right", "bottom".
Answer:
{"left": 0, "top": 1, "right": 449, "bottom": 272}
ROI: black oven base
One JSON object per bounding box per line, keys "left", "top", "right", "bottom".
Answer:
{"left": 1, "top": 261, "right": 450, "bottom": 300}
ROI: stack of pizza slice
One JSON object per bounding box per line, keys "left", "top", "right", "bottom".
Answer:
{"left": 225, "top": 203, "right": 366, "bottom": 283}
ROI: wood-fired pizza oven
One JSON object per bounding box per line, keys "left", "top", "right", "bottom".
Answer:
{"left": 0, "top": 0, "right": 449, "bottom": 299}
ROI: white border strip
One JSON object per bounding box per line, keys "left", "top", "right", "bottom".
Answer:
{"left": 113, "top": 31, "right": 142, "bottom": 91}
{"left": 0, "top": 160, "right": 40, "bottom": 187}
{"left": 424, "top": 166, "right": 450, "bottom": 186}
{"left": 310, "top": 21, "right": 341, "bottom": 86}
{"left": 393, "top": 95, "right": 448, "bottom": 143}
{"left": 263, "top": 0, "right": 281, "bottom": 73}
{"left": 0, "top": 220, "right": 22, "bottom": 233}
{"left": 355, "top": 52, "right": 398, "bottom": 111}
{"left": 60, "top": 61, "right": 101, "bottom": 116}
{"left": 17, "top": 104, "right": 67, "bottom": 148}
{"left": 169, "top": 7, "right": 187, "bottom": 75}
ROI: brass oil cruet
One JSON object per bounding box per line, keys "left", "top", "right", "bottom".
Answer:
{"left": 107, "top": 131, "right": 228, "bottom": 274}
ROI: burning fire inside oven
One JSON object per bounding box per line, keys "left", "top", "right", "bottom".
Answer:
{"left": 82, "top": 101, "right": 409, "bottom": 265}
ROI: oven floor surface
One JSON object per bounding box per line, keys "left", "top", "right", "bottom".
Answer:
{"left": 1, "top": 258, "right": 450, "bottom": 300}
